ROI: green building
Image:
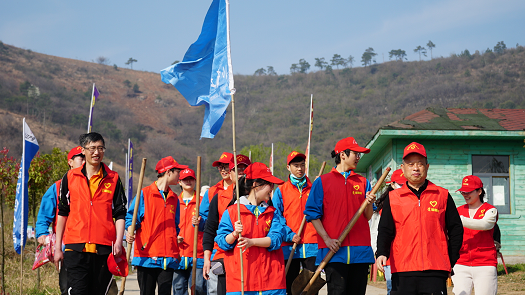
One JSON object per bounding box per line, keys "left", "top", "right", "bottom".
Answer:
{"left": 356, "top": 107, "right": 525, "bottom": 256}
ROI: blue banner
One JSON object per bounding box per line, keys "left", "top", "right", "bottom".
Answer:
{"left": 13, "top": 119, "right": 39, "bottom": 254}
{"left": 161, "top": 0, "right": 234, "bottom": 139}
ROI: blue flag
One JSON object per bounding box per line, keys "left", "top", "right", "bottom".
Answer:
{"left": 160, "top": 0, "right": 234, "bottom": 139}
{"left": 13, "top": 118, "right": 39, "bottom": 254}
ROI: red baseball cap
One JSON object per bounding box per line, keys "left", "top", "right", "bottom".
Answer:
{"left": 107, "top": 247, "right": 128, "bottom": 277}
{"left": 179, "top": 168, "right": 196, "bottom": 180}
{"left": 334, "top": 137, "right": 370, "bottom": 154}
{"left": 229, "top": 154, "right": 252, "bottom": 170}
{"left": 155, "top": 156, "right": 188, "bottom": 173}
{"left": 287, "top": 151, "right": 306, "bottom": 165}
{"left": 387, "top": 169, "right": 407, "bottom": 185}
{"left": 457, "top": 175, "right": 483, "bottom": 192}
{"left": 402, "top": 142, "right": 427, "bottom": 159}
{"left": 244, "top": 162, "right": 285, "bottom": 185}
{"left": 67, "top": 146, "right": 83, "bottom": 161}
{"left": 212, "top": 152, "right": 233, "bottom": 167}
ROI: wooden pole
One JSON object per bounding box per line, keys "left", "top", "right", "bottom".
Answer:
{"left": 230, "top": 93, "right": 244, "bottom": 295}
{"left": 118, "top": 158, "right": 147, "bottom": 295}
{"left": 190, "top": 157, "right": 202, "bottom": 295}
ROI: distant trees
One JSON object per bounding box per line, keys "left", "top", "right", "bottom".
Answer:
{"left": 298, "top": 59, "right": 310, "bottom": 73}
{"left": 361, "top": 47, "right": 377, "bottom": 67}
{"left": 427, "top": 41, "right": 436, "bottom": 59}
{"left": 347, "top": 55, "right": 354, "bottom": 68}
{"left": 96, "top": 56, "right": 111, "bottom": 65}
{"left": 331, "top": 54, "right": 346, "bottom": 69}
{"left": 267, "top": 66, "right": 277, "bottom": 76}
{"left": 172, "top": 60, "right": 180, "bottom": 65}
{"left": 254, "top": 66, "right": 277, "bottom": 76}
{"left": 414, "top": 46, "right": 427, "bottom": 61}
{"left": 494, "top": 41, "right": 506, "bottom": 54}
{"left": 290, "top": 63, "right": 299, "bottom": 74}
{"left": 125, "top": 57, "right": 138, "bottom": 69}
{"left": 254, "top": 68, "right": 266, "bottom": 76}
{"left": 388, "top": 49, "right": 407, "bottom": 61}
{"left": 314, "top": 58, "right": 328, "bottom": 70}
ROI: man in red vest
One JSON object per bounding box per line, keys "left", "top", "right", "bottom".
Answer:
{"left": 376, "top": 142, "right": 463, "bottom": 295}
{"left": 126, "top": 156, "right": 188, "bottom": 295}
{"left": 54, "top": 133, "right": 127, "bottom": 295}
{"left": 272, "top": 151, "right": 317, "bottom": 295}
{"left": 36, "top": 146, "right": 84, "bottom": 295}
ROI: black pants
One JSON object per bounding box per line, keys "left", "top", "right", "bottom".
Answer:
{"left": 137, "top": 266, "right": 175, "bottom": 295}
{"left": 63, "top": 251, "right": 113, "bottom": 295}
{"left": 324, "top": 263, "right": 369, "bottom": 295}
{"left": 391, "top": 274, "right": 447, "bottom": 295}
{"left": 59, "top": 267, "right": 68, "bottom": 295}
{"left": 285, "top": 257, "right": 317, "bottom": 295}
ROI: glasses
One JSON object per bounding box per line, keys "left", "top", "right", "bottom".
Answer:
{"left": 84, "top": 146, "right": 106, "bottom": 153}
{"left": 217, "top": 164, "right": 229, "bottom": 171}
{"left": 231, "top": 166, "right": 246, "bottom": 172}
{"left": 350, "top": 151, "right": 361, "bottom": 159}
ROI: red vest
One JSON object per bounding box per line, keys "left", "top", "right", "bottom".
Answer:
{"left": 178, "top": 192, "right": 204, "bottom": 259}
{"left": 52, "top": 179, "right": 61, "bottom": 234}
{"left": 224, "top": 205, "right": 285, "bottom": 292}
{"left": 134, "top": 182, "right": 180, "bottom": 259}
{"left": 279, "top": 178, "right": 317, "bottom": 245}
{"left": 317, "top": 168, "right": 371, "bottom": 249}
{"left": 207, "top": 180, "right": 225, "bottom": 202}
{"left": 64, "top": 164, "right": 119, "bottom": 246}
{"left": 213, "top": 185, "right": 235, "bottom": 260}
{"left": 456, "top": 203, "right": 498, "bottom": 267}
{"left": 389, "top": 181, "right": 451, "bottom": 273}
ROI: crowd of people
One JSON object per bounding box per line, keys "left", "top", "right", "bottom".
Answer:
{"left": 35, "top": 132, "right": 500, "bottom": 295}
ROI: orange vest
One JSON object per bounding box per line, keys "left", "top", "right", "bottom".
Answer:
{"left": 213, "top": 185, "right": 235, "bottom": 260}
{"left": 224, "top": 205, "right": 285, "bottom": 293}
{"left": 456, "top": 203, "right": 498, "bottom": 267}
{"left": 207, "top": 180, "right": 225, "bottom": 202}
{"left": 389, "top": 182, "right": 451, "bottom": 273}
{"left": 64, "top": 164, "right": 118, "bottom": 246}
{"left": 279, "top": 179, "right": 317, "bottom": 245}
{"left": 134, "top": 182, "right": 180, "bottom": 259}
{"left": 178, "top": 192, "right": 204, "bottom": 259}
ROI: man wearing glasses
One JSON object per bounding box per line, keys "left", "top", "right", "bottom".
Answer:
{"left": 54, "top": 132, "right": 127, "bottom": 295}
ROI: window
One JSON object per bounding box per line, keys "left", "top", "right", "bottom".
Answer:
{"left": 472, "top": 155, "right": 510, "bottom": 214}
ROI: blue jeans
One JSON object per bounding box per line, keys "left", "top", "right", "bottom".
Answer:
{"left": 172, "top": 268, "right": 207, "bottom": 295}
{"left": 384, "top": 265, "right": 392, "bottom": 295}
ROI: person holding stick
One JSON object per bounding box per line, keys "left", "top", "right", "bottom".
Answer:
{"left": 272, "top": 151, "right": 317, "bottom": 295}
{"left": 54, "top": 133, "right": 127, "bottom": 295}
{"left": 304, "top": 137, "right": 376, "bottom": 295}
{"left": 216, "top": 162, "right": 286, "bottom": 295}
{"left": 202, "top": 154, "right": 251, "bottom": 295}
{"left": 36, "top": 146, "right": 84, "bottom": 295}
{"left": 173, "top": 168, "right": 207, "bottom": 295}
{"left": 452, "top": 175, "right": 498, "bottom": 295}
{"left": 125, "top": 156, "right": 187, "bottom": 295}
{"left": 376, "top": 142, "right": 463, "bottom": 295}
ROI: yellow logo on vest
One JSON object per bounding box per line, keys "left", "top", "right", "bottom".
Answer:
{"left": 479, "top": 209, "right": 485, "bottom": 218}
{"left": 170, "top": 205, "right": 176, "bottom": 214}
{"left": 353, "top": 185, "right": 363, "bottom": 195}
{"left": 428, "top": 200, "right": 438, "bottom": 212}
{"left": 102, "top": 183, "right": 113, "bottom": 194}
{"left": 265, "top": 219, "right": 272, "bottom": 233}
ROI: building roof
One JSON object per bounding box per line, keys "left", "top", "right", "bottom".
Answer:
{"left": 384, "top": 108, "right": 525, "bottom": 131}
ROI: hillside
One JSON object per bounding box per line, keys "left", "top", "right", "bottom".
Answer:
{"left": 1, "top": 41, "right": 524, "bottom": 183}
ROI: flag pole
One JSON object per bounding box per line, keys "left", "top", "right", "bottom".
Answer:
{"left": 20, "top": 119, "right": 25, "bottom": 295}
{"left": 305, "top": 94, "right": 313, "bottom": 177}
{"left": 87, "top": 83, "right": 95, "bottom": 133}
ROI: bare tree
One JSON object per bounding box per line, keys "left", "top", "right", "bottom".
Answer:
{"left": 96, "top": 56, "right": 111, "bottom": 65}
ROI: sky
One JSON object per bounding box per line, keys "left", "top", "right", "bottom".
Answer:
{"left": 1, "top": 0, "right": 524, "bottom": 76}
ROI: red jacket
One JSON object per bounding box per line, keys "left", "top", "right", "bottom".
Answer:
{"left": 224, "top": 205, "right": 285, "bottom": 292}
{"left": 456, "top": 203, "right": 498, "bottom": 267}
{"left": 213, "top": 185, "right": 235, "bottom": 260}
{"left": 317, "top": 168, "right": 371, "bottom": 249}
{"left": 178, "top": 192, "right": 204, "bottom": 259}
{"left": 278, "top": 179, "right": 317, "bottom": 245}
{"left": 64, "top": 164, "right": 119, "bottom": 246}
{"left": 134, "top": 183, "right": 180, "bottom": 259}
{"left": 389, "top": 182, "right": 451, "bottom": 273}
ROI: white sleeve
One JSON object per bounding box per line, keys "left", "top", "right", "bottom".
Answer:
{"left": 369, "top": 212, "right": 380, "bottom": 254}
{"left": 460, "top": 208, "right": 498, "bottom": 231}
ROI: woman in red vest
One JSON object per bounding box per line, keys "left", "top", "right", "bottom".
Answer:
{"left": 452, "top": 175, "right": 498, "bottom": 295}
{"left": 216, "top": 162, "right": 287, "bottom": 295}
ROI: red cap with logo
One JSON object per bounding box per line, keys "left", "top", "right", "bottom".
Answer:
{"left": 229, "top": 154, "right": 252, "bottom": 170}
{"left": 334, "top": 137, "right": 370, "bottom": 154}
{"left": 107, "top": 246, "right": 128, "bottom": 277}
{"left": 67, "top": 146, "right": 83, "bottom": 161}
{"left": 287, "top": 151, "right": 306, "bottom": 165}
{"left": 212, "top": 152, "right": 233, "bottom": 167}
{"left": 456, "top": 175, "right": 483, "bottom": 192}
{"left": 387, "top": 169, "right": 407, "bottom": 185}
{"left": 155, "top": 156, "right": 189, "bottom": 173}
{"left": 402, "top": 142, "right": 427, "bottom": 159}
{"left": 244, "top": 162, "right": 285, "bottom": 185}
{"left": 179, "top": 168, "right": 196, "bottom": 180}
